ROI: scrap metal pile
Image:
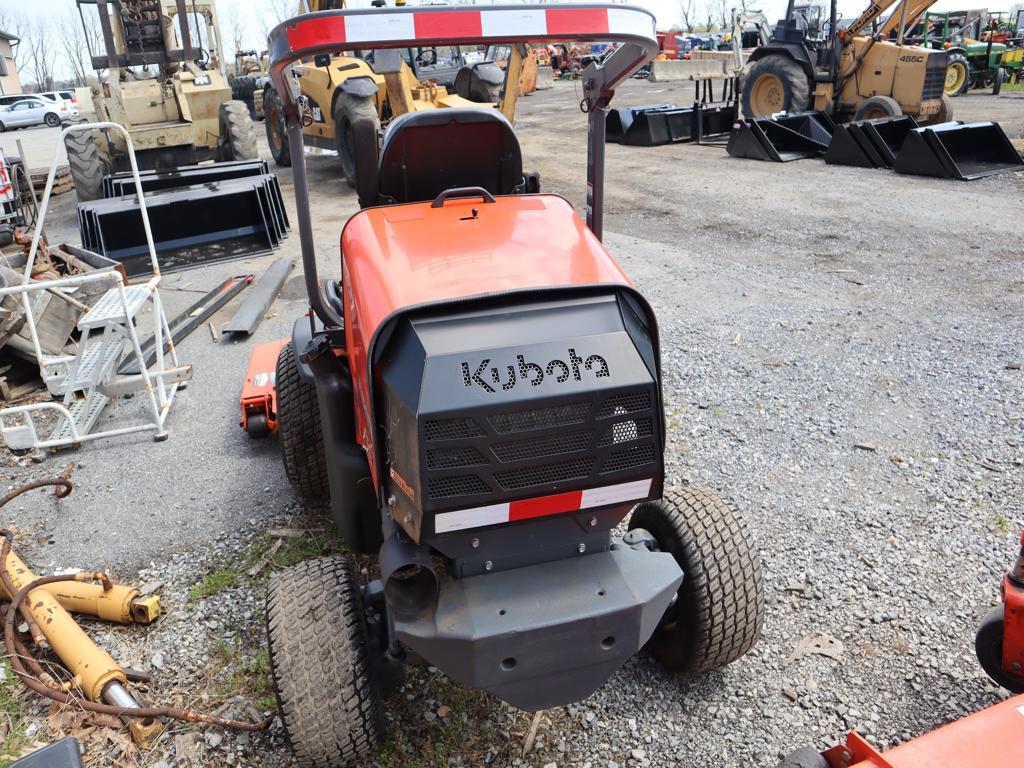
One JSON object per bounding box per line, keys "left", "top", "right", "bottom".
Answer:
{"left": 77, "top": 160, "right": 290, "bottom": 277}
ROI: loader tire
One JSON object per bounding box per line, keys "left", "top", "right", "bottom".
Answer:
{"left": 267, "top": 556, "right": 384, "bottom": 767}
{"left": 263, "top": 86, "right": 291, "bottom": 167}
{"left": 993, "top": 67, "right": 1005, "bottom": 95}
{"left": 231, "top": 75, "right": 259, "bottom": 118}
{"left": 853, "top": 95, "right": 901, "bottom": 121}
{"left": 945, "top": 53, "right": 969, "bottom": 96}
{"left": 334, "top": 93, "right": 380, "bottom": 188}
{"left": 629, "top": 487, "right": 764, "bottom": 674}
{"left": 920, "top": 93, "right": 954, "bottom": 126}
{"left": 741, "top": 55, "right": 810, "bottom": 117}
{"left": 218, "top": 100, "right": 258, "bottom": 161}
{"left": 276, "top": 342, "right": 328, "bottom": 502}
{"left": 64, "top": 131, "right": 106, "bottom": 202}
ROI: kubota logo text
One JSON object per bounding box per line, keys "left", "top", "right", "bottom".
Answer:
{"left": 462, "top": 350, "right": 610, "bottom": 393}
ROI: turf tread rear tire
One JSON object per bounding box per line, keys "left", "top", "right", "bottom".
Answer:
{"left": 64, "top": 131, "right": 105, "bottom": 202}
{"left": 219, "top": 100, "right": 258, "bottom": 161}
{"left": 630, "top": 487, "right": 764, "bottom": 673}
{"left": 276, "top": 342, "right": 328, "bottom": 501}
{"left": 267, "top": 556, "right": 383, "bottom": 766}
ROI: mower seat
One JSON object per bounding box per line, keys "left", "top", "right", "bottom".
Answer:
{"left": 374, "top": 109, "right": 529, "bottom": 205}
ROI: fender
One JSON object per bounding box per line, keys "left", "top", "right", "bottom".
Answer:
{"left": 471, "top": 61, "right": 505, "bottom": 85}
{"left": 339, "top": 75, "right": 379, "bottom": 98}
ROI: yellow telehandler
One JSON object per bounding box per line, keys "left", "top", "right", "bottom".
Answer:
{"left": 263, "top": 0, "right": 529, "bottom": 185}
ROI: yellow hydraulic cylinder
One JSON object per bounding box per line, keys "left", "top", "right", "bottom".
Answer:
{"left": 0, "top": 548, "right": 160, "bottom": 624}
{"left": 9, "top": 571, "right": 127, "bottom": 703}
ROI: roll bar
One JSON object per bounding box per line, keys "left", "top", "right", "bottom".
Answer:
{"left": 266, "top": 3, "right": 657, "bottom": 329}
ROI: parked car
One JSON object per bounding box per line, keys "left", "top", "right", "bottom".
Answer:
{"left": 0, "top": 98, "right": 65, "bottom": 131}
{"left": 39, "top": 90, "right": 79, "bottom": 116}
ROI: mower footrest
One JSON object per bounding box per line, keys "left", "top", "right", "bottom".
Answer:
{"left": 395, "top": 546, "right": 681, "bottom": 711}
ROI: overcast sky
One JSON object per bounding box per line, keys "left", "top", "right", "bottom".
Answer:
{"left": 3, "top": 0, "right": 1008, "bottom": 77}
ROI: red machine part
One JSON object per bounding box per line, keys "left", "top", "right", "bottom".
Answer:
{"left": 339, "top": 193, "right": 634, "bottom": 486}
{"left": 239, "top": 339, "right": 288, "bottom": 439}
{"left": 819, "top": 694, "right": 1024, "bottom": 768}
{"left": 1001, "top": 533, "right": 1024, "bottom": 677}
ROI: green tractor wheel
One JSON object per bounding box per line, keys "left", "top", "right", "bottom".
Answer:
{"left": 945, "top": 54, "right": 969, "bottom": 96}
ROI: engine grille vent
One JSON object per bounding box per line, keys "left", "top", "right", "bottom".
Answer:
{"left": 598, "top": 417, "right": 653, "bottom": 447}
{"left": 597, "top": 391, "right": 650, "bottom": 418}
{"left": 495, "top": 457, "right": 596, "bottom": 491}
{"left": 426, "top": 446, "right": 488, "bottom": 470}
{"left": 424, "top": 416, "right": 484, "bottom": 442}
{"left": 488, "top": 402, "right": 590, "bottom": 435}
{"left": 922, "top": 53, "right": 947, "bottom": 100}
{"left": 602, "top": 444, "right": 657, "bottom": 474}
{"left": 492, "top": 431, "right": 593, "bottom": 462}
{"left": 428, "top": 474, "right": 491, "bottom": 499}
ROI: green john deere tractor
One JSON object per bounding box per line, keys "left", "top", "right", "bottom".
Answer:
{"left": 919, "top": 11, "right": 1007, "bottom": 96}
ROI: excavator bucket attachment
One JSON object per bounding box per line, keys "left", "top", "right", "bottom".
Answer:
{"left": 78, "top": 162, "right": 289, "bottom": 277}
{"left": 893, "top": 121, "right": 1024, "bottom": 180}
{"left": 606, "top": 103, "right": 737, "bottom": 146}
{"left": 825, "top": 115, "right": 919, "bottom": 169}
{"left": 727, "top": 112, "right": 834, "bottom": 162}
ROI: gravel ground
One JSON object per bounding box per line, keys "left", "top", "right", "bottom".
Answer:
{"left": 2, "top": 78, "right": 1023, "bottom": 767}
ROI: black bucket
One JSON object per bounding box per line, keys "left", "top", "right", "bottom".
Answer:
{"left": 78, "top": 175, "right": 290, "bottom": 277}
{"left": 606, "top": 103, "right": 736, "bottom": 146}
{"left": 825, "top": 115, "right": 919, "bottom": 169}
{"left": 101, "top": 159, "right": 271, "bottom": 197}
{"left": 727, "top": 111, "right": 834, "bottom": 162}
{"left": 893, "top": 121, "right": 1024, "bottom": 180}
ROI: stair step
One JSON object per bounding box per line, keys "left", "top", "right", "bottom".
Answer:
{"left": 78, "top": 285, "right": 151, "bottom": 330}
{"left": 70, "top": 337, "right": 123, "bottom": 389}
{"left": 50, "top": 394, "right": 110, "bottom": 442}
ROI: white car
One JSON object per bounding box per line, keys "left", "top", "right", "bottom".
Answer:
{"left": 0, "top": 98, "right": 64, "bottom": 131}
{"left": 39, "top": 90, "right": 79, "bottom": 117}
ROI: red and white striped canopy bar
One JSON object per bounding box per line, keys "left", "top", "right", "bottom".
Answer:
{"left": 268, "top": 3, "right": 657, "bottom": 112}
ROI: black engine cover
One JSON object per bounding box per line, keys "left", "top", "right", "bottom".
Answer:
{"left": 375, "top": 289, "right": 663, "bottom": 542}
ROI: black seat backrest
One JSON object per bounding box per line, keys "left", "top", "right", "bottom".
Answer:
{"left": 376, "top": 108, "right": 524, "bottom": 205}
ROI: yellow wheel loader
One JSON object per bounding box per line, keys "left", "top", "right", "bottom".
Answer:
{"left": 70, "top": 0, "right": 258, "bottom": 201}
{"left": 741, "top": 0, "right": 953, "bottom": 124}
{"left": 264, "top": 0, "right": 527, "bottom": 185}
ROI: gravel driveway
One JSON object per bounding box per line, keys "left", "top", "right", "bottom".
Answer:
{"left": 2, "top": 79, "right": 1022, "bottom": 767}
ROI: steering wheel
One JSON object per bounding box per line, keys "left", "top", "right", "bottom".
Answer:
{"left": 415, "top": 48, "right": 438, "bottom": 67}
{"left": 195, "top": 47, "right": 210, "bottom": 69}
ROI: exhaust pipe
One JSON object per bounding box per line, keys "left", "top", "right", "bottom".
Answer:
{"left": 379, "top": 518, "right": 438, "bottom": 618}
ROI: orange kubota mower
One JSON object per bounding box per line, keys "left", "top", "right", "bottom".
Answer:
{"left": 262, "top": 5, "right": 765, "bottom": 765}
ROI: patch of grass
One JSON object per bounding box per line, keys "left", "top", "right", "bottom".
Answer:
{"left": 188, "top": 566, "right": 240, "bottom": 601}
{"left": 989, "top": 514, "right": 1010, "bottom": 534}
{"left": 188, "top": 520, "right": 348, "bottom": 602}
{"left": 1000, "top": 79, "right": 1023, "bottom": 91}
{"left": 373, "top": 668, "right": 508, "bottom": 768}
{"left": 0, "top": 659, "right": 30, "bottom": 759}
{"left": 210, "top": 633, "right": 275, "bottom": 709}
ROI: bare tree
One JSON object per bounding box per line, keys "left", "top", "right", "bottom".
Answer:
{"left": 678, "top": 0, "right": 696, "bottom": 32}
{"left": 59, "top": 7, "right": 100, "bottom": 86}
{"left": 223, "top": 2, "right": 251, "bottom": 67}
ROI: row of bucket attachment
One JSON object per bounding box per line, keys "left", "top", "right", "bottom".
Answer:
{"left": 78, "top": 160, "right": 290, "bottom": 277}
{"left": 606, "top": 102, "right": 737, "bottom": 146}
{"left": 726, "top": 112, "right": 1023, "bottom": 180}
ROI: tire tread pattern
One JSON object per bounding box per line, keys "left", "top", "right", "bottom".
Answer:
{"left": 220, "top": 100, "right": 258, "bottom": 161}
{"left": 267, "top": 556, "right": 383, "bottom": 766}
{"left": 64, "top": 131, "right": 105, "bottom": 202}
{"left": 630, "top": 486, "right": 764, "bottom": 673}
{"left": 276, "top": 342, "right": 329, "bottom": 501}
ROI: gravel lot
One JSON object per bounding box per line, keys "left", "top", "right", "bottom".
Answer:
{"left": 2, "top": 79, "right": 1022, "bottom": 767}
